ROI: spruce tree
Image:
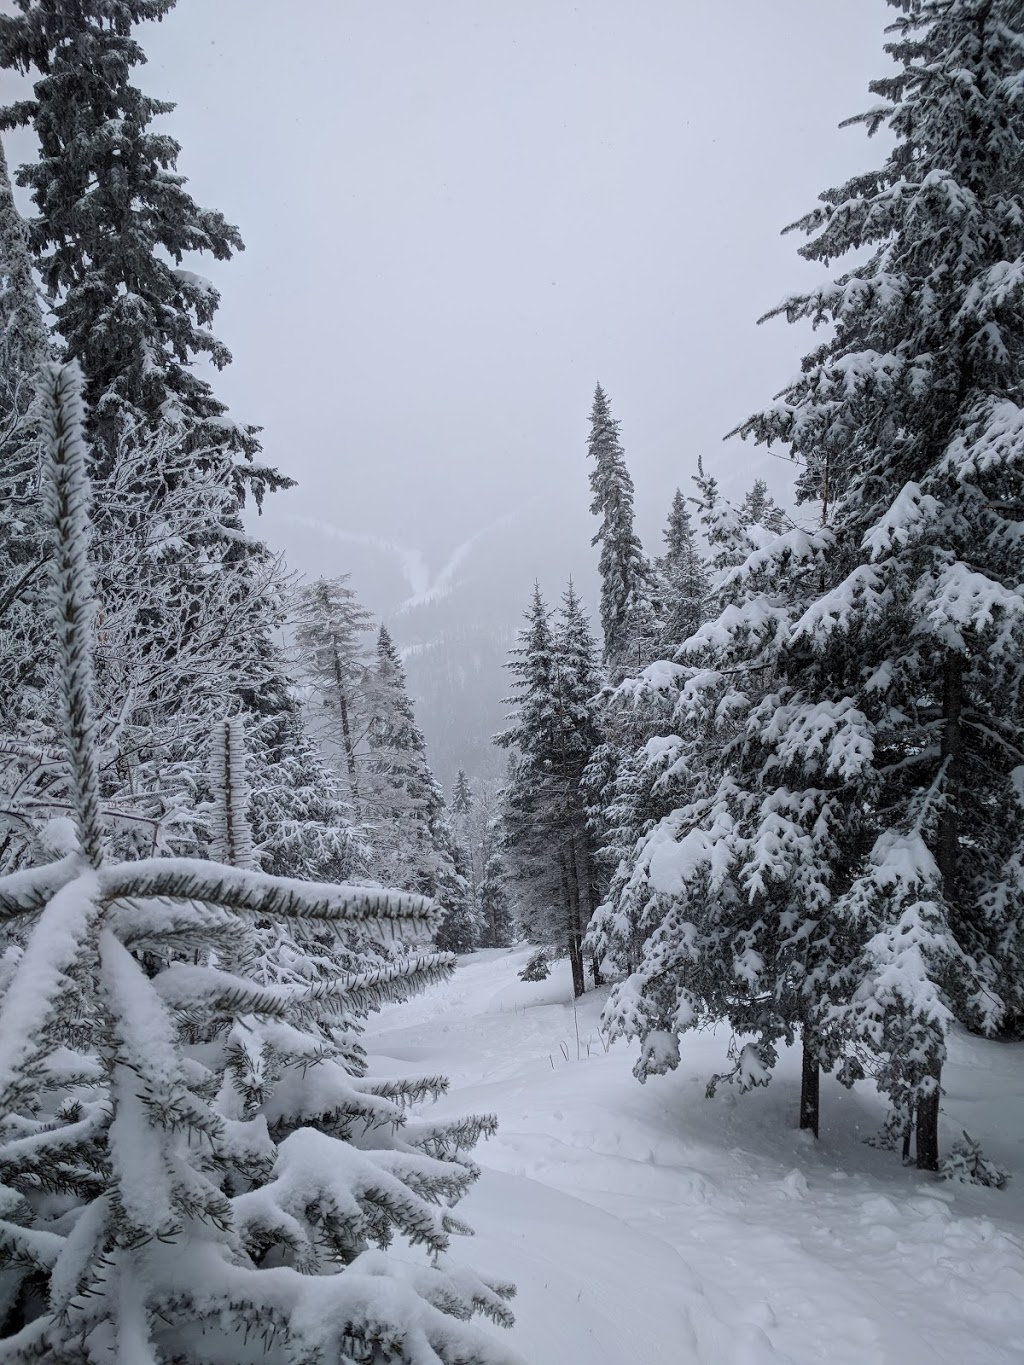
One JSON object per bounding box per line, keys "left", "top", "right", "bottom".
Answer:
{"left": 596, "top": 471, "right": 831, "bottom": 1128}
{"left": 656, "top": 488, "right": 709, "bottom": 657}
{"left": 249, "top": 706, "right": 368, "bottom": 884}
{"left": 587, "top": 384, "right": 659, "bottom": 681}
{"left": 736, "top": 0, "right": 1024, "bottom": 1167}
{"left": 366, "top": 626, "right": 456, "bottom": 901}
{"left": 478, "top": 848, "right": 515, "bottom": 949}
{"left": 0, "top": 137, "right": 47, "bottom": 372}
{"left": 497, "top": 583, "right": 601, "bottom": 996}
{"left": 606, "top": 0, "right": 1024, "bottom": 1168}
{"left": 452, "top": 768, "right": 474, "bottom": 816}
{"left": 0, "top": 0, "right": 280, "bottom": 484}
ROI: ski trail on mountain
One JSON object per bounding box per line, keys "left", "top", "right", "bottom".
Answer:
{"left": 284, "top": 509, "right": 520, "bottom": 611}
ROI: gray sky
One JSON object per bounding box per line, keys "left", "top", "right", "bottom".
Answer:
{"left": 3, "top": 0, "right": 893, "bottom": 611}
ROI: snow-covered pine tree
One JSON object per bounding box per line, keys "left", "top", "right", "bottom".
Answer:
{"left": 728, "top": 0, "right": 1024, "bottom": 1168}
{"left": 478, "top": 849, "right": 515, "bottom": 949}
{"left": 739, "top": 478, "right": 786, "bottom": 535}
{"left": 433, "top": 824, "right": 479, "bottom": 955}
{"left": 292, "top": 575, "right": 375, "bottom": 809}
{"left": 552, "top": 581, "right": 605, "bottom": 978}
{"left": 587, "top": 384, "right": 660, "bottom": 682}
{"left": 0, "top": 0, "right": 279, "bottom": 484}
{"left": 593, "top": 467, "right": 844, "bottom": 1133}
{"left": 0, "top": 359, "right": 518, "bottom": 1362}
{"left": 656, "top": 487, "right": 709, "bottom": 658}
{"left": 452, "top": 768, "right": 473, "bottom": 817}
{"left": 497, "top": 583, "right": 600, "bottom": 995}
{"left": 431, "top": 773, "right": 479, "bottom": 954}
{"left": 448, "top": 775, "right": 512, "bottom": 947}
{"left": 366, "top": 624, "right": 461, "bottom": 903}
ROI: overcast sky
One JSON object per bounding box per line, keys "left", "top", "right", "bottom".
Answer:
{"left": 2, "top": 0, "right": 894, "bottom": 612}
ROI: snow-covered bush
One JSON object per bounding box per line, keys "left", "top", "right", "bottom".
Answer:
{"left": 518, "top": 948, "right": 552, "bottom": 983}
{"left": 940, "top": 1133, "right": 1010, "bottom": 1191}
{"left": 0, "top": 363, "right": 518, "bottom": 1363}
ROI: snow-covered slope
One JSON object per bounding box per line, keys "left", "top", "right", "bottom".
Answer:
{"left": 366, "top": 947, "right": 1024, "bottom": 1365}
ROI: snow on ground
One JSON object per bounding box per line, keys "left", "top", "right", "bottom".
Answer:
{"left": 365, "top": 947, "right": 1024, "bottom": 1365}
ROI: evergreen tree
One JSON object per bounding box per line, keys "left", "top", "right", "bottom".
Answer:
{"left": 0, "top": 361, "right": 518, "bottom": 1362}
{"left": 594, "top": 467, "right": 831, "bottom": 1127}
{"left": 249, "top": 706, "right": 368, "bottom": 885}
{"left": 587, "top": 384, "right": 659, "bottom": 681}
{"left": 433, "top": 823, "right": 479, "bottom": 955}
{"left": 656, "top": 488, "right": 709, "bottom": 657}
{"left": 736, "top": 0, "right": 1024, "bottom": 1167}
{"left": 0, "top": 0, "right": 281, "bottom": 487}
{"left": 366, "top": 626, "right": 455, "bottom": 899}
{"left": 497, "top": 583, "right": 601, "bottom": 996}
{"left": 292, "top": 574, "right": 374, "bottom": 808}
{"left": 434, "top": 773, "right": 480, "bottom": 954}
{"left": 477, "top": 844, "right": 515, "bottom": 949}
{"left": 452, "top": 767, "right": 474, "bottom": 816}
{"left": 605, "top": 0, "right": 1024, "bottom": 1168}
{"left": 739, "top": 478, "right": 786, "bottom": 534}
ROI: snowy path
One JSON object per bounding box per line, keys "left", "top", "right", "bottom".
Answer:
{"left": 365, "top": 948, "right": 1024, "bottom": 1364}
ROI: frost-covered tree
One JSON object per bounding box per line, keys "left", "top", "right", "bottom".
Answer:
{"left": 0, "top": 136, "right": 47, "bottom": 373}
{"left": 0, "top": 136, "right": 50, "bottom": 738}
{"left": 605, "top": 0, "right": 1024, "bottom": 1168}
{"left": 292, "top": 575, "right": 374, "bottom": 807}
{"left": 433, "top": 826, "right": 478, "bottom": 955}
{"left": 0, "top": 0, "right": 298, "bottom": 852}
{"left": 0, "top": 360, "right": 518, "bottom": 1362}
{"left": 249, "top": 706, "right": 368, "bottom": 885}
{"left": 587, "top": 384, "right": 659, "bottom": 681}
{"left": 655, "top": 488, "right": 709, "bottom": 657}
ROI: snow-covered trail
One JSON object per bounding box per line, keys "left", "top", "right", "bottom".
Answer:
{"left": 365, "top": 948, "right": 1024, "bottom": 1364}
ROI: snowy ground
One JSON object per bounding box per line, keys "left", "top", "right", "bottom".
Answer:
{"left": 365, "top": 947, "right": 1024, "bottom": 1365}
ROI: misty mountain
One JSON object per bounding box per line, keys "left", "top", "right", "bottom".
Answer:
{"left": 283, "top": 492, "right": 599, "bottom": 792}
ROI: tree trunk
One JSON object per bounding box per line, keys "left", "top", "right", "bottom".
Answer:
{"left": 332, "top": 647, "right": 361, "bottom": 815}
{"left": 916, "top": 649, "right": 962, "bottom": 1171}
{"left": 591, "top": 954, "right": 603, "bottom": 987}
{"left": 800, "top": 1029, "right": 820, "bottom": 1139}
{"left": 565, "top": 835, "right": 586, "bottom": 999}
{"left": 916, "top": 1059, "right": 941, "bottom": 1172}
{"left": 936, "top": 650, "right": 963, "bottom": 897}
{"left": 556, "top": 846, "right": 585, "bottom": 998}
